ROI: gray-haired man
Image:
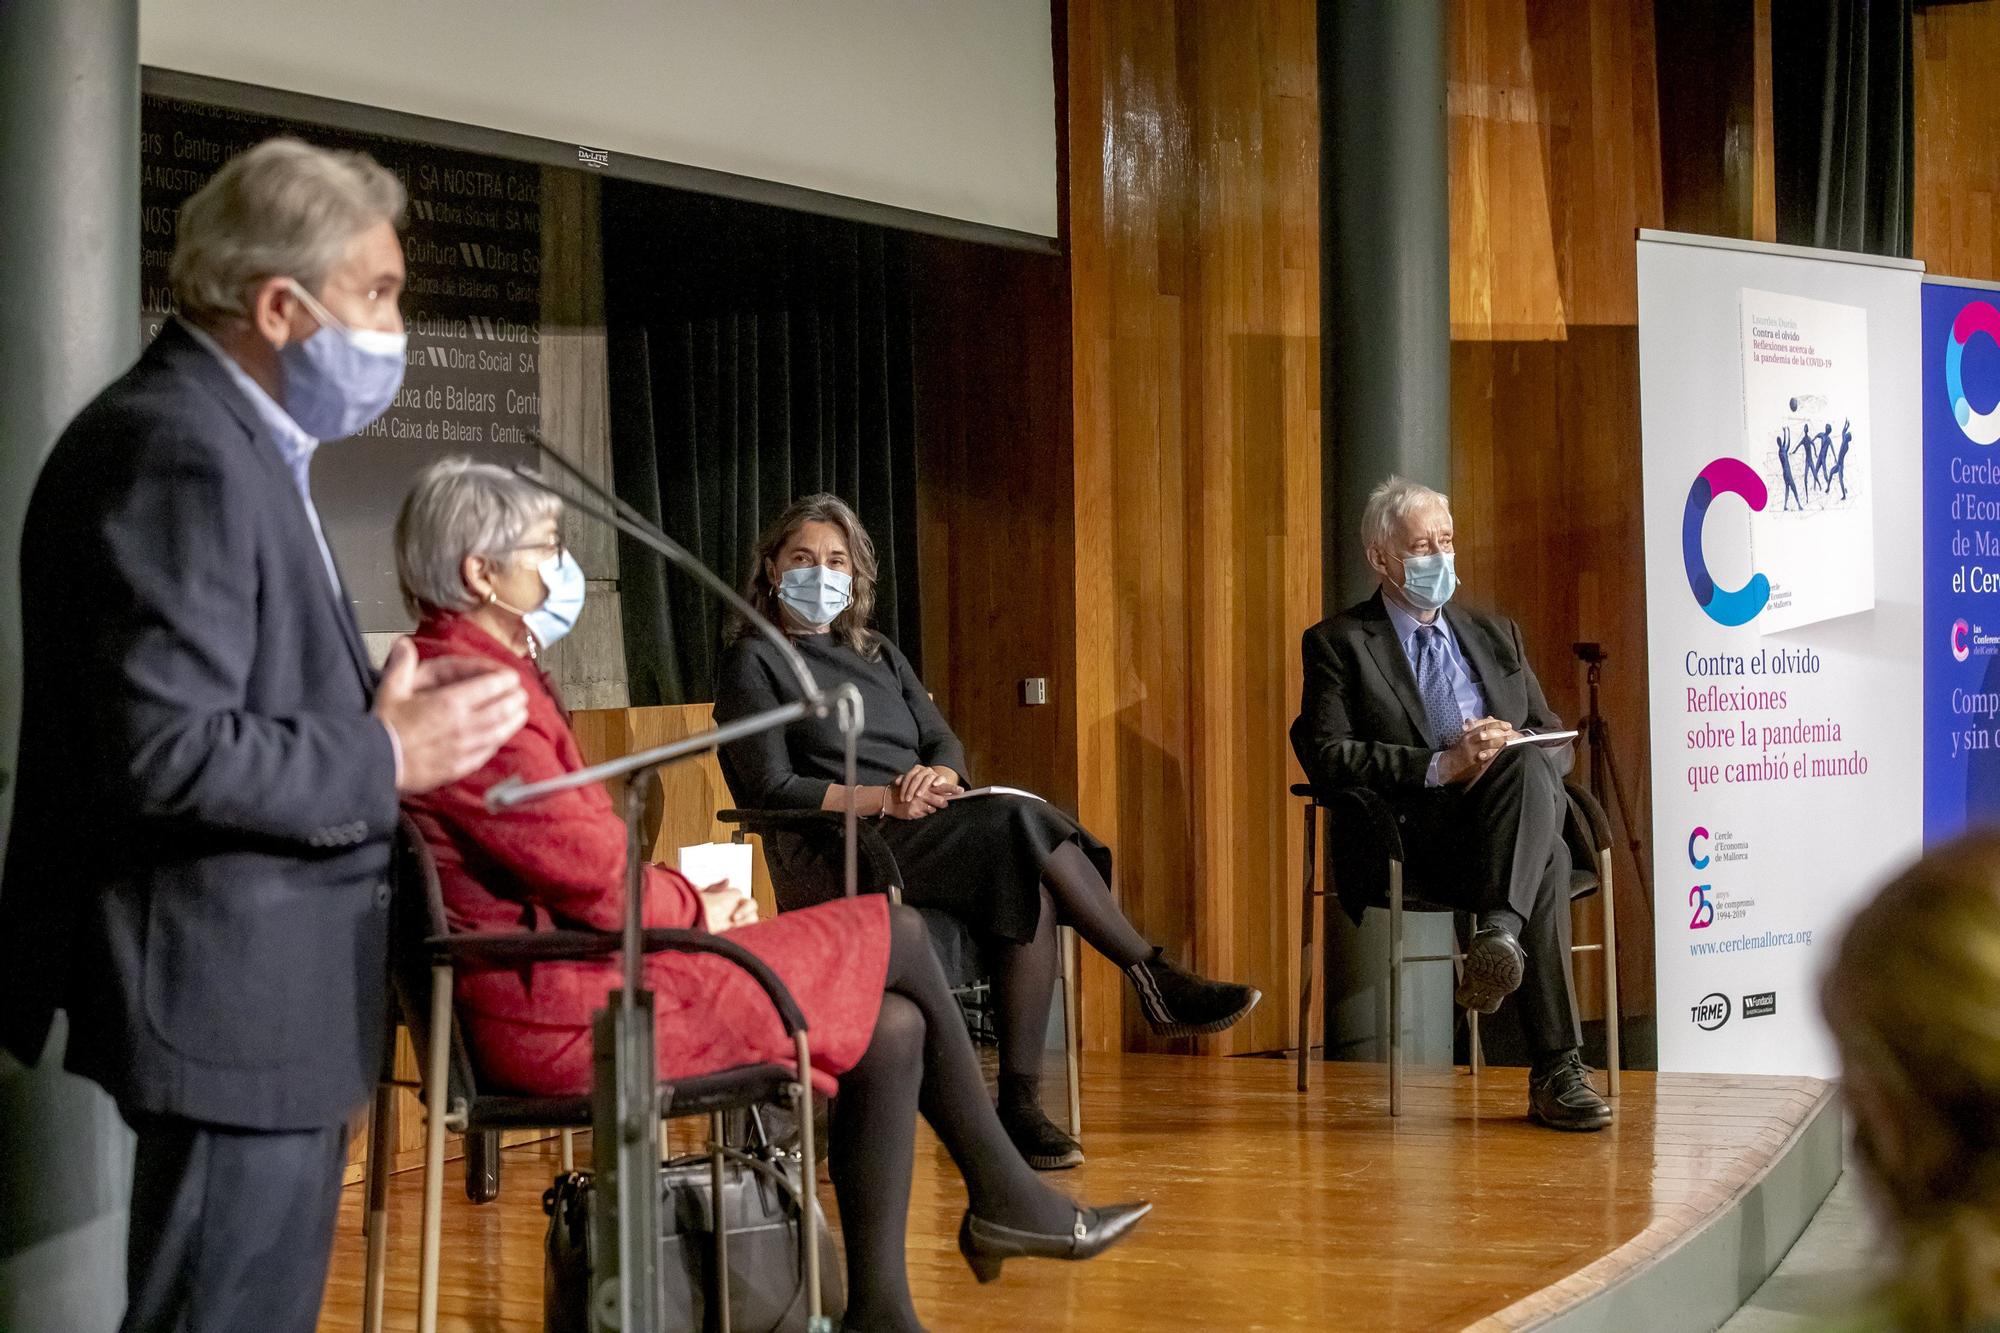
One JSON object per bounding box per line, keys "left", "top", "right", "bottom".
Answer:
{"left": 1289, "top": 477, "right": 1611, "bottom": 1132}
{"left": 0, "top": 138, "right": 529, "bottom": 1331}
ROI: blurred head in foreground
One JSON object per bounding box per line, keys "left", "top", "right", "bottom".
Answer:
{"left": 1824, "top": 833, "right": 2000, "bottom": 1331}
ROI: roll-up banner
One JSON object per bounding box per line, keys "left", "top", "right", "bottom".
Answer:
{"left": 1637, "top": 231, "right": 1923, "bottom": 1077}
{"left": 1921, "top": 276, "right": 2000, "bottom": 845}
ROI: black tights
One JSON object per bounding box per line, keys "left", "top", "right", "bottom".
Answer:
{"left": 829, "top": 903, "right": 1075, "bottom": 1332}
{"left": 992, "top": 840, "right": 1151, "bottom": 1092}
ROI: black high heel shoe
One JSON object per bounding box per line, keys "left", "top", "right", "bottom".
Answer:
{"left": 956, "top": 1201, "right": 1152, "bottom": 1284}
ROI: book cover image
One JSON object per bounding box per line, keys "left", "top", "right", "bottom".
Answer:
{"left": 1738, "top": 287, "right": 1875, "bottom": 633}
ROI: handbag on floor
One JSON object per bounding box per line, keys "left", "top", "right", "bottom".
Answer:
{"left": 542, "top": 1129, "right": 843, "bottom": 1333}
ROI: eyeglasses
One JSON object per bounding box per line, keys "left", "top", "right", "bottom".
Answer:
{"left": 506, "top": 536, "right": 567, "bottom": 561}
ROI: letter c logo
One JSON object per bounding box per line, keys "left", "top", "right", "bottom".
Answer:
{"left": 1954, "top": 618, "right": 1971, "bottom": 663}
{"left": 1683, "top": 458, "right": 1770, "bottom": 627}
{"left": 1948, "top": 300, "right": 2000, "bottom": 446}
{"left": 1688, "top": 826, "right": 1710, "bottom": 870}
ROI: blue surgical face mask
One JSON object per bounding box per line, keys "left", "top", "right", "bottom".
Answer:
{"left": 524, "top": 550, "right": 586, "bottom": 649}
{"left": 1398, "top": 550, "right": 1458, "bottom": 613}
{"left": 777, "top": 564, "right": 853, "bottom": 628}
{"left": 491, "top": 549, "right": 586, "bottom": 651}
{"left": 277, "top": 279, "right": 407, "bottom": 440}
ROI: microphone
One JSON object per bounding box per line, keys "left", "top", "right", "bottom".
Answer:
{"left": 513, "top": 431, "right": 824, "bottom": 712}
{"left": 489, "top": 432, "right": 867, "bottom": 905}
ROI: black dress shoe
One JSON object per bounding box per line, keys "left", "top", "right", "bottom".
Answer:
{"left": 1529, "top": 1050, "right": 1614, "bottom": 1131}
{"left": 999, "top": 1101, "right": 1085, "bottom": 1170}
{"left": 1454, "top": 927, "right": 1526, "bottom": 1014}
{"left": 1126, "top": 948, "right": 1262, "bottom": 1037}
{"left": 957, "top": 1201, "right": 1153, "bottom": 1283}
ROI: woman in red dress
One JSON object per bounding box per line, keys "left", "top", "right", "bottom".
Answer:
{"left": 392, "top": 459, "right": 1144, "bottom": 1332}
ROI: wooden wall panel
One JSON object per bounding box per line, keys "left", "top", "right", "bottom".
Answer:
{"left": 1452, "top": 0, "right": 1664, "bottom": 338}
{"left": 571, "top": 703, "right": 778, "bottom": 916}
{"left": 1915, "top": 0, "right": 2000, "bottom": 282}
{"left": 1449, "top": 0, "right": 1664, "bottom": 1018}
{"left": 1068, "top": 0, "right": 1322, "bottom": 1057}
{"left": 1451, "top": 331, "right": 1654, "bottom": 1017}
{"left": 911, "top": 238, "right": 1079, "bottom": 810}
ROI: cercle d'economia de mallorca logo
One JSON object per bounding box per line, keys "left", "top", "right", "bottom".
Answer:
{"left": 1948, "top": 299, "right": 2000, "bottom": 446}
{"left": 1682, "top": 457, "right": 1770, "bottom": 626}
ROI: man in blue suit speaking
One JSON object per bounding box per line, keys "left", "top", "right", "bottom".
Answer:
{"left": 0, "top": 139, "right": 528, "bottom": 1332}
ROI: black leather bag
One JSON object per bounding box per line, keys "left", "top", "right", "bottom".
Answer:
{"left": 542, "top": 1142, "right": 843, "bottom": 1333}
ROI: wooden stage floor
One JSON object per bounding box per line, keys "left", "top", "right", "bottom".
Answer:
{"left": 317, "top": 1052, "right": 1832, "bottom": 1332}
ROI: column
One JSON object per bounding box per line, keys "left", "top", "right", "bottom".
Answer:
{"left": 0, "top": 3, "right": 141, "bottom": 1329}
{"left": 1317, "top": 0, "right": 1459, "bottom": 1068}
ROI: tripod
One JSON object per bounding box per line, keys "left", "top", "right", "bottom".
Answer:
{"left": 1573, "top": 643, "right": 1653, "bottom": 911}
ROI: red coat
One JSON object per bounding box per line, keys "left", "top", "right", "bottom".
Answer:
{"left": 401, "top": 614, "right": 887, "bottom": 1096}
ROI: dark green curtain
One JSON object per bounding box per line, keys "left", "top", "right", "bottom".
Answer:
{"left": 1772, "top": 0, "right": 1914, "bottom": 257}
{"left": 604, "top": 183, "right": 921, "bottom": 705}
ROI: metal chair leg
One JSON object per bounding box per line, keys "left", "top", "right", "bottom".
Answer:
{"left": 419, "top": 966, "right": 452, "bottom": 1333}
{"left": 465, "top": 1128, "right": 501, "bottom": 1203}
{"left": 1448, "top": 920, "right": 1483, "bottom": 1077}
{"left": 1460, "top": 916, "right": 1484, "bottom": 1076}
{"left": 560, "top": 1127, "right": 575, "bottom": 1173}
{"left": 711, "top": 1109, "right": 731, "bottom": 1333}
{"left": 361, "top": 1076, "right": 395, "bottom": 1333}
{"left": 792, "top": 1033, "right": 826, "bottom": 1333}
{"left": 1060, "top": 925, "right": 1083, "bottom": 1137}
{"left": 1601, "top": 851, "right": 1621, "bottom": 1098}
{"left": 1388, "top": 859, "right": 1404, "bottom": 1117}
{"left": 1297, "top": 801, "right": 1319, "bottom": 1093}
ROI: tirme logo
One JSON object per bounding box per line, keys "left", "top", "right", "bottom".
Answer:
{"left": 1690, "top": 993, "right": 1731, "bottom": 1031}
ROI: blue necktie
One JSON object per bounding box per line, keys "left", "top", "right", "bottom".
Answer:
{"left": 1413, "top": 625, "right": 1464, "bottom": 750}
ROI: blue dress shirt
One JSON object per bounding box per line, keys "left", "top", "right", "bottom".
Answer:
{"left": 1384, "top": 597, "right": 1488, "bottom": 786}
{"left": 181, "top": 319, "right": 343, "bottom": 596}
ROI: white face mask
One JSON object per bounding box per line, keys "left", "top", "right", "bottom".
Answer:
{"left": 489, "top": 548, "right": 586, "bottom": 651}
{"left": 777, "top": 565, "right": 853, "bottom": 627}
{"left": 523, "top": 550, "right": 586, "bottom": 648}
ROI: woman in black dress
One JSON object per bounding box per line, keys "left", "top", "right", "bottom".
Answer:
{"left": 715, "top": 494, "right": 1260, "bottom": 1169}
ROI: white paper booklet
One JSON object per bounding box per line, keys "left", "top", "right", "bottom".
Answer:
{"left": 677, "top": 841, "right": 753, "bottom": 897}
{"left": 948, "top": 785, "right": 1046, "bottom": 802}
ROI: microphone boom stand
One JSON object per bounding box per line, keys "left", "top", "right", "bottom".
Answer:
{"left": 1573, "top": 642, "right": 1653, "bottom": 911}
{"left": 487, "top": 441, "right": 862, "bottom": 1333}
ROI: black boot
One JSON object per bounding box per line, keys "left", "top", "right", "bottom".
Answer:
{"left": 1124, "top": 948, "right": 1261, "bottom": 1037}
{"left": 1528, "top": 1049, "right": 1614, "bottom": 1131}
{"left": 998, "top": 1075, "right": 1083, "bottom": 1170}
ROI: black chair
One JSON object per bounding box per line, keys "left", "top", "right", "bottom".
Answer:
{"left": 717, "top": 807, "right": 1084, "bottom": 1138}
{"left": 1290, "top": 780, "right": 1621, "bottom": 1115}
{"left": 360, "top": 816, "right": 824, "bottom": 1333}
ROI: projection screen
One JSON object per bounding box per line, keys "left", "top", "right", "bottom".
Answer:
{"left": 140, "top": 0, "right": 1060, "bottom": 241}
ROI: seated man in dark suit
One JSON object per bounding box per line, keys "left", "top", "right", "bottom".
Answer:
{"left": 1289, "top": 476, "right": 1611, "bottom": 1131}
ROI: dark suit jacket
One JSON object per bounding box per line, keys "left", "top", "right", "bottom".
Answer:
{"left": 0, "top": 321, "right": 399, "bottom": 1130}
{"left": 1290, "top": 591, "right": 1570, "bottom": 921}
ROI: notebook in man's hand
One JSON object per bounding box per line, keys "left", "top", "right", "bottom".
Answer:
{"left": 1504, "top": 729, "right": 1579, "bottom": 750}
